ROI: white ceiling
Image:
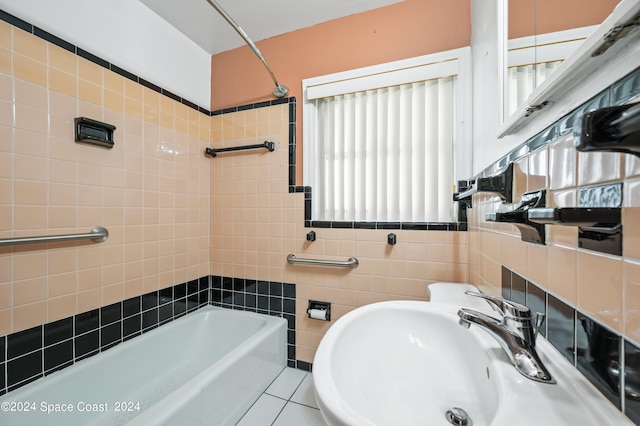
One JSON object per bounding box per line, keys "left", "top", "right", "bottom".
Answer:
{"left": 139, "top": 0, "right": 404, "bottom": 55}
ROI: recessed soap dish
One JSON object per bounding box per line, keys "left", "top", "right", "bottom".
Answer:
{"left": 75, "top": 117, "right": 116, "bottom": 149}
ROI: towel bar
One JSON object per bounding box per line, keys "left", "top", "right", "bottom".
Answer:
{"left": 286, "top": 254, "right": 358, "bottom": 269}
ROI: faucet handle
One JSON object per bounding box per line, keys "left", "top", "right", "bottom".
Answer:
{"left": 464, "top": 291, "right": 531, "bottom": 318}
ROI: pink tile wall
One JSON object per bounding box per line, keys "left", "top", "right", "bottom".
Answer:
{"left": 468, "top": 134, "right": 640, "bottom": 343}
{"left": 0, "top": 22, "right": 210, "bottom": 336}
{"left": 1, "top": 19, "right": 471, "bottom": 364}
{"left": 210, "top": 106, "right": 469, "bottom": 363}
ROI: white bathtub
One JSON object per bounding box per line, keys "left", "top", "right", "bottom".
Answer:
{"left": 0, "top": 306, "right": 287, "bottom": 425}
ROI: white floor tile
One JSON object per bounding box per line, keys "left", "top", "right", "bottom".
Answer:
{"left": 290, "top": 374, "right": 319, "bottom": 409}
{"left": 236, "top": 394, "right": 287, "bottom": 426}
{"left": 272, "top": 402, "right": 327, "bottom": 426}
{"left": 265, "top": 367, "right": 308, "bottom": 400}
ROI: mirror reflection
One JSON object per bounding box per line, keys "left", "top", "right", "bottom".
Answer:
{"left": 505, "top": 0, "right": 619, "bottom": 118}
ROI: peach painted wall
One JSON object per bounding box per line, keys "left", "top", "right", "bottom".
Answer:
{"left": 210, "top": 105, "right": 469, "bottom": 362}
{"left": 468, "top": 134, "right": 640, "bottom": 344}
{"left": 508, "top": 0, "right": 619, "bottom": 39}
{"left": 210, "top": 0, "right": 471, "bottom": 184}
{"left": 0, "top": 21, "right": 211, "bottom": 336}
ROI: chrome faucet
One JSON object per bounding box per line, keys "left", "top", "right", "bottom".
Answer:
{"left": 457, "top": 291, "right": 555, "bottom": 384}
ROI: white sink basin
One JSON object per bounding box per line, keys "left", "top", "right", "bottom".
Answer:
{"left": 313, "top": 300, "right": 632, "bottom": 426}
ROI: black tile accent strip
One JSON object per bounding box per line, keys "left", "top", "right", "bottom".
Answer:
{"left": 44, "top": 340, "right": 73, "bottom": 374}
{"left": 75, "top": 310, "right": 99, "bottom": 335}
{"left": 511, "top": 272, "right": 526, "bottom": 306}
{"left": 77, "top": 47, "right": 110, "bottom": 69}
{"left": 211, "top": 275, "right": 297, "bottom": 367}
{"left": 33, "top": 27, "right": 74, "bottom": 53}
{"left": 576, "top": 312, "right": 621, "bottom": 409}
{"left": 0, "top": 274, "right": 305, "bottom": 396}
{"left": 139, "top": 78, "right": 162, "bottom": 93}
{"left": 1, "top": 276, "right": 210, "bottom": 395}
{"left": 271, "top": 97, "right": 290, "bottom": 106}
{"left": 7, "top": 351, "right": 42, "bottom": 390}
{"left": 279, "top": 101, "right": 464, "bottom": 231}
{"left": 0, "top": 360, "right": 5, "bottom": 396}
{"left": 501, "top": 266, "right": 638, "bottom": 422}
{"left": 44, "top": 318, "right": 73, "bottom": 347}
{"left": 477, "top": 65, "right": 640, "bottom": 182}
{"left": 0, "top": 9, "right": 31, "bottom": 33}
{"left": 401, "top": 223, "right": 430, "bottom": 231}
{"left": 624, "top": 340, "right": 640, "bottom": 423}
{"left": 526, "top": 281, "right": 546, "bottom": 338}
{"left": 296, "top": 360, "right": 312, "bottom": 372}
{"left": 182, "top": 98, "right": 199, "bottom": 111}
{"left": 7, "top": 326, "right": 42, "bottom": 360}
{"left": 0, "top": 10, "right": 211, "bottom": 114}
{"left": 501, "top": 266, "right": 511, "bottom": 300}
{"left": 307, "top": 220, "right": 466, "bottom": 231}
{"left": 75, "top": 330, "right": 99, "bottom": 360}
{"left": 211, "top": 98, "right": 297, "bottom": 117}
{"left": 100, "top": 303, "right": 121, "bottom": 326}
{"left": 111, "top": 64, "right": 138, "bottom": 83}
{"left": 547, "top": 294, "right": 575, "bottom": 363}
{"left": 288, "top": 102, "right": 297, "bottom": 188}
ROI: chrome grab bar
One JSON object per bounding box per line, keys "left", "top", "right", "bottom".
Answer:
{"left": 286, "top": 254, "right": 359, "bottom": 269}
{"left": 0, "top": 227, "right": 109, "bottom": 247}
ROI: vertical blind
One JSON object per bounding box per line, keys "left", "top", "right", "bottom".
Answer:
{"left": 506, "top": 61, "right": 561, "bottom": 117}
{"left": 505, "top": 27, "right": 596, "bottom": 118}
{"left": 311, "top": 76, "right": 455, "bottom": 222}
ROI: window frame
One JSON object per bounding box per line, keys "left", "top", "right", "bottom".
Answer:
{"left": 302, "top": 47, "right": 472, "bottom": 223}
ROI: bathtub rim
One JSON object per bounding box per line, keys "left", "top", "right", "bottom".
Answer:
{"left": 0, "top": 305, "right": 288, "bottom": 425}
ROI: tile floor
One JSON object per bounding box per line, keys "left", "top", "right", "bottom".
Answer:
{"left": 237, "top": 367, "right": 328, "bottom": 426}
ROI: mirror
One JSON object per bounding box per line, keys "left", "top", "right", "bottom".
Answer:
{"left": 501, "top": 0, "right": 619, "bottom": 122}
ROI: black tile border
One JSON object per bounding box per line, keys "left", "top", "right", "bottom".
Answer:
{"left": 211, "top": 276, "right": 298, "bottom": 368}
{"left": 280, "top": 101, "right": 463, "bottom": 231}
{"left": 0, "top": 276, "right": 210, "bottom": 395}
{"left": 488, "top": 68, "right": 640, "bottom": 423}
{"left": 478, "top": 65, "right": 640, "bottom": 179}
{"left": 0, "top": 9, "right": 29, "bottom": 33}
{"left": 1, "top": 10, "right": 467, "bottom": 232}
{"left": 211, "top": 97, "right": 294, "bottom": 117}
{"left": 502, "top": 266, "right": 640, "bottom": 421}
{"left": 0, "top": 275, "right": 307, "bottom": 396}
{"left": 576, "top": 312, "right": 621, "bottom": 408}
{"left": 304, "top": 220, "right": 467, "bottom": 231}
{"left": 211, "top": 92, "right": 465, "bottom": 232}
{"left": 0, "top": 9, "right": 215, "bottom": 115}
{"left": 624, "top": 340, "right": 640, "bottom": 423}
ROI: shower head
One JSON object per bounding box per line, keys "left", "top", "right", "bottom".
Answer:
{"left": 206, "top": 0, "right": 289, "bottom": 99}
{"left": 273, "top": 84, "right": 289, "bottom": 98}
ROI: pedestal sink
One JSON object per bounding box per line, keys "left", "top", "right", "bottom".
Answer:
{"left": 313, "top": 300, "right": 632, "bottom": 426}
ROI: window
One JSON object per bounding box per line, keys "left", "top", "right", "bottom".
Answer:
{"left": 506, "top": 26, "right": 597, "bottom": 116}
{"left": 303, "top": 48, "right": 471, "bottom": 223}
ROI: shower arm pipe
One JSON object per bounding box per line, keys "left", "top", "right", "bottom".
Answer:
{"left": 205, "top": 0, "right": 289, "bottom": 98}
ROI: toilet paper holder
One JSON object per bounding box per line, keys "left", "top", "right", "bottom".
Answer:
{"left": 307, "top": 300, "right": 331, "bottom": 321}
